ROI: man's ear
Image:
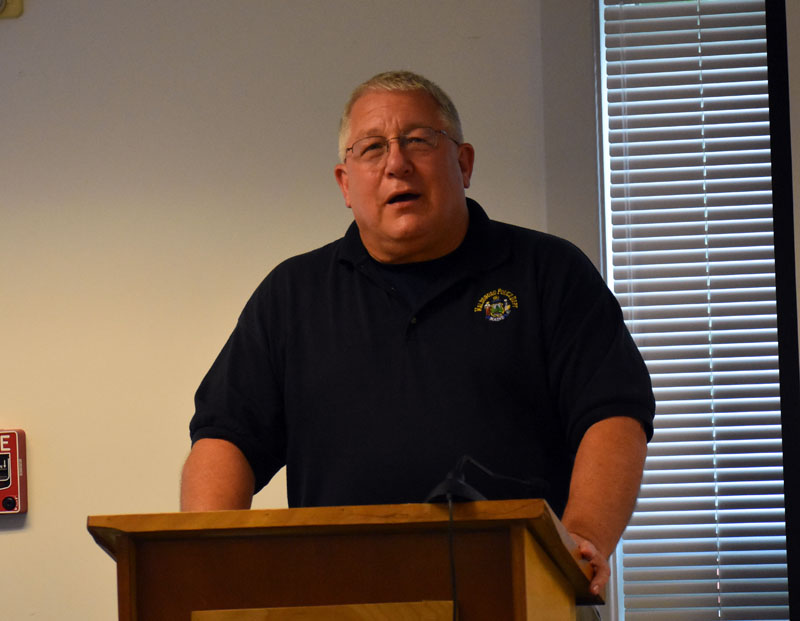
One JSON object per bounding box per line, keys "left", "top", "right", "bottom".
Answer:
{"left": 334, "top": 163, "right": 351, "bottom": 208}
{"left": 457, "top": 143, "right": 475, "bottom": 189}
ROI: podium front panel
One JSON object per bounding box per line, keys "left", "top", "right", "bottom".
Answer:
{"left": 129, "top": 528, "right": 513, "bottom": 619}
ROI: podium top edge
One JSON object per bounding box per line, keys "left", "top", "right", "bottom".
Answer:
{"left": 88, "top": 498, "right": 550, "bottom": 535}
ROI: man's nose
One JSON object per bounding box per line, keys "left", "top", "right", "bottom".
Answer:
{"left": 384, "top": 140, "right": 413, "bottom": 176}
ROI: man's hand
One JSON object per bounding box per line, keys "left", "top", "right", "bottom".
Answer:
{"left": 568, "top": 531, "right": 610, "bottom": 596}
{"left": 180, "top": 438, "right": 255, "bottom": 511}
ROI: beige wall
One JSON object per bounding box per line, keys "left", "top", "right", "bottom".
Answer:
{"left": 0, "top": 1, "right": 603, "bottom": 618}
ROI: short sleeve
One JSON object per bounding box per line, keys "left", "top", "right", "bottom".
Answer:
{"left": 189, "top": 285, "right": 287, "bottom": 493}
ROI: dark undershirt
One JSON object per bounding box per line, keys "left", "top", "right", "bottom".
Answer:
{"left": 368, "top": 249, "right": 463, "bottom": 309}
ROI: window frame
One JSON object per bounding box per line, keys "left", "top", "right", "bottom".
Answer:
{"left": 764, "top": 0, "right": 799, "bottom": 613}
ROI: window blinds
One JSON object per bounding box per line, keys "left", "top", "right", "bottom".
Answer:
{"left": 599, "top": 1, "right": 789, "bottom": 619}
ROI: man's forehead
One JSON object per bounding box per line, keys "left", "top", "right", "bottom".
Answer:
{"left": 348, "top": 90, "right": 441, "bottom": 135}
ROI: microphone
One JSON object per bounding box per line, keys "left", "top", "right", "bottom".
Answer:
{"left": 425, "top": 455, "right": 487, "bottom": 503}
{"left": 425, "top": 455, "right": 549, "bottom": 503}
{"left": 426, "top": 456, "right": 551, "bottom": 621}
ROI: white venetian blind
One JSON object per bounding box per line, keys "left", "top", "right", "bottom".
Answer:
{"left": 599, "top": 1, "right": 790, "bottom": 619}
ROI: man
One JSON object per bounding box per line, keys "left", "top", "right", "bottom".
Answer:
{"left": 181, "top": 71, "right": 655, "bottom": 595}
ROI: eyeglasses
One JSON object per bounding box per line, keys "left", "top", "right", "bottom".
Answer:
{"left": 345, "top": 127, "right": 459, "bottom": 165}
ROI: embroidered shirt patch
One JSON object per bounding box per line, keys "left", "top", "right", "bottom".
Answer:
{"left": 474, "top": 288, "right": 519, "bottom": 322}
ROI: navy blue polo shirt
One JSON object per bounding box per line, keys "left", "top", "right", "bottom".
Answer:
{"left": 190, "top": 199, "right": 654, "bottom": 515}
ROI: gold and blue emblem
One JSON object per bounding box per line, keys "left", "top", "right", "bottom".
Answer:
{"left": 474, "top": 288, "right": 519, "bottom": 322}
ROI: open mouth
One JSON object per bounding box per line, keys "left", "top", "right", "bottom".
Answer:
{"left": 387, "top": 193, "right": 421, "bottom": 205}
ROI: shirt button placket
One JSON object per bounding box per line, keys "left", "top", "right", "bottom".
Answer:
{"left": 405, "top": 315, "right": 418, "bottom": 340}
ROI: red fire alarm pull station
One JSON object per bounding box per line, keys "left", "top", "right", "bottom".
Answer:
{"left": 0, "top": 430, "right": 27, "bottom": 514}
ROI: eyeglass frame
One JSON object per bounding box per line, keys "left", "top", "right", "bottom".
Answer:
{"left": 343, "top": 127, "right": 461, "bottom": 164}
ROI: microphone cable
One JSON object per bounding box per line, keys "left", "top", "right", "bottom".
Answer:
{"left": 446, "top": 492, "right": 458, "bottom": 621}
{"left": 428, "top": 455, "right": 551, "bottom": 620}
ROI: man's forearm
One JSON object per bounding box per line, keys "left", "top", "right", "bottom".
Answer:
{"left": 561, "top": 416, "right": 647, "bottom": 556}
{"left": 180, "top": 438, "right": 255, "bottom": 511}
{"left": 560, "top": 416, "right": 648, "bottom": 594}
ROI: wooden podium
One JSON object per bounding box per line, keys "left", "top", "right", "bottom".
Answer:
{"left": 88, "top": 499, "right": 602, "bottom": 620}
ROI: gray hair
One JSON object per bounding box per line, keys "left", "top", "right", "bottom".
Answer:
{"left": 338, "top": 70, "right": 464, "bottom": 162}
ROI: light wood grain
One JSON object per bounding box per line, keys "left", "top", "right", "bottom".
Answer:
{"left": 191, "top": 601, "right": 453, "bottom": 620}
